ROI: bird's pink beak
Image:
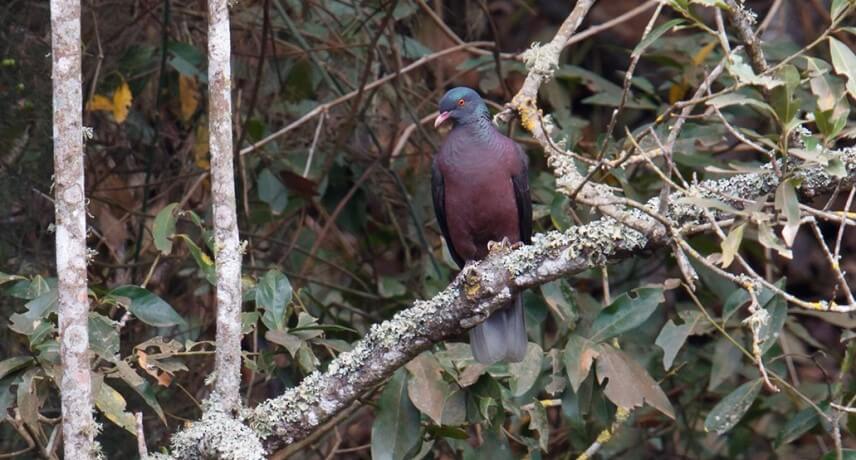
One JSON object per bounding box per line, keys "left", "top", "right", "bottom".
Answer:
{"left": 434, "top": 111, "right": 451, "bottom": 128}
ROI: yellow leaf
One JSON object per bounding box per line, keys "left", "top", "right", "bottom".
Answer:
{"left": 179, "top": 75, "right": 200, "bottom": 122}
{"left": 86, "top": 94, "right": 113, "bottom": 112}
{"left": 669, "top": 41, "right": 718, "bottom": 103}
{"left": 193, "top": 123, "right": 209, "bottom": 170}
{"left": 112, "top": 82, "right": 133, "bottom": 123}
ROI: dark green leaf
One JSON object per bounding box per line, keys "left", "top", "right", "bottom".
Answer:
{"left": 108, "top": 285, "right": 187, "bottom": 328}
{"left": 776, "top": 406, "right": 819, "bottom": 446}
{"left": 258, "top": 168, "right": 289, "bottom": 214}
{"left": 508, "top": 343, "right": 543, "bottom": 397}
{"left": 633, "top": 19, "right": 685, "bottom": 57}
{"left": 88, "top": 313, "right": 120, "bottom": 361}
{"left": 709, "top": 336, "right": 743, "bottom": 390}
{"left": 9, "top": 287, "right": 58, "bottom": 335}
{"left": 371, "top": 369, "right": 423, "bottom": 460}
{"left": 704, "top": 379, "right": 763, "bottom": 434}
{"left": 589, "top": 287, "right": 664, "bottom": 342}
{"left": 655, "top": 312, "right": 702, "bottom": 370}
{"left": 821, "top": 449, "right": 856, "bottom": 460}
{"left": 153, "top": 203, "right": 179, "bottom": 254}
{"left": 174, "top": 234, "right": 216, "bottom": 284}
{"left": 255, "top": 269, "right": 292, "bottom": 330}
{"left": 0, "top": 356, "right": 33, "bottom": 381}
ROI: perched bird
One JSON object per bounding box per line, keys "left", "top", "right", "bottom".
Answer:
{"left": 431, "top": 87, "right": 532, "bottom": 364}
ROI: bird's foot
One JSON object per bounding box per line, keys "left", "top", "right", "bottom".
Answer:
{"left": 487, "top": 237, "right": 521, "bottom": 255}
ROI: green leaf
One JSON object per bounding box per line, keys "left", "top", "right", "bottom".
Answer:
{"left": 727, "top": 54, "right": 783, "bottom": 89}
{"left": 524, "top": 399, "right": 550, "bottom": 452}
{"left": 8, "top": 288, "right": 58, "bottom": 335}
{"left": 255, "top": 269, "right": 292, "bottom": 331}
{"left": 633, "top": 19, "right": 685, "bottom": 57}
{"left": 258, "top": 168, "right": 289, "bottom": 214}
{"left": 95, "top": 381, "right": 137, "bottom": 434}
{"left": 108, "top": 285, "right": 187, "bottom": 328}
{"left": 704, "top": 379, "right": 763, "bottom": 434}
{"left": 595, "top": 344, "right": 675, "bottom": 419}
{"left": 113, "top": 360, "right": 165, "bottom": 423}
{"left": 707, "top": 92, "right": 776, "bottom": 117}
{"left": 174, "top": 234, "right": 216, "bottom": 284}
{"left": 720, "top": 222, "right": 746, "bottom": 268}
{"left": 371, "top": 369, "right": 423, "bottom": 460}
{"left": 756, "top": 289, "right": 787, "bottom": 354}
{"left": 88, "top": 313, "right": 120, "bottom": 361}
{"left": 0, "top": 356, "right": 34, "bottom": 381}
{"left": 830, "top": 37, "right": 856, "bottom": 100}
{"left": 563, "top": 334, "right": 597, "bottom": 392}
{"left": 655, "top": 312, "right": 703, "bottom": 370}
{"left": 0, "top": 376, "right": 16, "bottom": 418}
{"left": 690, "top": 0, "right": 727, "bottom": 6}
{"left": 776, "top": 406, "right": 820, "bottom": 447}
{"left": 379, "top": 277, "right": 407, "bottom": 298}
{"left": 153, "top": 203, "right": 179, "bottom": 254}
{"left": 821, "top": 449, "right": 856, "bottom": 460}
{"left": 508, "top": 343, "right": 543, "bottom": 397}
{"left": 540, "top": 279, "right": 577, "bottom": 327}
{"left": 589, "top": 287, "right": 665, "bottom": 342}
{"left": 831, "top": 0, "right": 851, "bottom": 21}
{"left": 770, "top": 65, "right": 800, "bottom": 125}
{"left": 0, "top": 272, "right": 26, "bottom": 286}
{"left": 775, "top": 179, "right": 801, "bottom": 247}
{"left": 708, "top": 336, "right": 743, "bottom": 390}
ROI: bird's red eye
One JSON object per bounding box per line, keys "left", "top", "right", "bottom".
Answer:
{"left": 457, "top": 98, "right": 465, "bottom": 106}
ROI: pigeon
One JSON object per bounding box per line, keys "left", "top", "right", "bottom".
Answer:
{"left": 431, "top": 87, "right": 532, "bottom": 364}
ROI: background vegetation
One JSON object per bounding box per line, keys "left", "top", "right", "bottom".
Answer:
{"left": 2, "top": 0, "right": 856, "bottom": 458}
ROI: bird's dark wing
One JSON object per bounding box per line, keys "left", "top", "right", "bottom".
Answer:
{"left": 512, "top": 145, "right": 532, "bottom": 245}
{"left": 432, "top": 159, "right": 465, "bottom": 268}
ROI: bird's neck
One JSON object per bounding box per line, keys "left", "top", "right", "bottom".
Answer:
{"left": 455, "top": 114, "right": 496, "bottom": 142}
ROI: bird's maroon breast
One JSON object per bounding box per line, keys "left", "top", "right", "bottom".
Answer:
{"left": 441, "top": 162, "right": 520, "bottom": 261}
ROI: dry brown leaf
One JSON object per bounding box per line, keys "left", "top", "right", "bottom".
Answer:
{"left": 595, "top": 344, "right": 675, "bottom": 419}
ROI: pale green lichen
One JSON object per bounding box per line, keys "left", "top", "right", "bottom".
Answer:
{"left": 169, "top": 398, "right": 264, "bottom": 460}
{"left": 521, "top": 42, "right": 560, "bottom": 79}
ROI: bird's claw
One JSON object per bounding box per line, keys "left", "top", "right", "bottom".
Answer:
{"left": 487, "top": 237, "right": 520, "bottom": 254}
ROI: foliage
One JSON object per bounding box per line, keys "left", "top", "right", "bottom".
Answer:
{"left": 1, "top": 0, "right": 856, "bottom": 458}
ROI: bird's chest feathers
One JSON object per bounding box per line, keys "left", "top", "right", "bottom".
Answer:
{"left": 440, "top": 139, "right": 519, "bottom": 246}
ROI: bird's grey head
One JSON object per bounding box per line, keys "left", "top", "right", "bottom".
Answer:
{"left": 434, "top": 87, "right": 490, "bottom": 128}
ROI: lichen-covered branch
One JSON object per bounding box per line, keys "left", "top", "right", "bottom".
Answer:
{"left": 723, "top": 0, "right": 767, "bottom": 73}
{"left": 208, "top": 0, "right": 243, "bottom": 413}
{"left": 50, "top": 0, "right": 98, "bottom": 457}
{"left": 239, "top": 148, "right": 856, "bottom": 454}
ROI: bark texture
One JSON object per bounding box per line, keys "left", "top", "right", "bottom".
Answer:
{"left": 208, "top": 0, "right": 243, "bottom": 413}
{"left": 50, "top": 0, "right": 96, "bottom": 457}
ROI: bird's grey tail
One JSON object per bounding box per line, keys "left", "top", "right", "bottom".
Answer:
{"left": 469, "top": 295, "right": 527, "bottom": 364}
